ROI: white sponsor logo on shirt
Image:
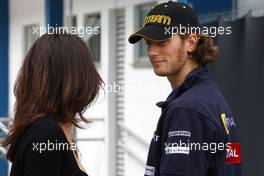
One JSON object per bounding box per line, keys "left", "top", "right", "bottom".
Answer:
{"left": 145, "top": 165, "right": 155, "bottom": 176}
{"left": 168, "top": 130, "right": 191, "bottom": 137}
{"left": 153, "top": 134, "right": 160, "bottom": 142}
{"left": 165, "top": 146, "right": 190, "bottom": 154}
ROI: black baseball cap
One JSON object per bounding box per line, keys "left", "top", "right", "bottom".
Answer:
{"left": 128, "top": 0, "right": 199, "bottom": 44}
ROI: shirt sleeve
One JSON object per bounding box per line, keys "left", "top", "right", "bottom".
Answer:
{"left": 160, "top": 108, "right": 221, "bottom": 176}
{"left": 23, "top": 124, "right": 66, "bottom": 176}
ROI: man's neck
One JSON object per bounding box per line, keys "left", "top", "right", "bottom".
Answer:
{"left": 167, "top": 60, "right": 199, "bottom": 90}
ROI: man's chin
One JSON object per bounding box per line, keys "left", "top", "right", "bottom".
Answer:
{"left": 154, "top": 70, "right": 168, "bottom": 77}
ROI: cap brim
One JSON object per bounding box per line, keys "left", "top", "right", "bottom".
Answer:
{"left": 128, "top": 25, "right": 172, "bottom": 44}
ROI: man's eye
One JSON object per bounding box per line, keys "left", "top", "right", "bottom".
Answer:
{"left": 144, "top": 39, "right": 168, "bottom": 46}
{"left": 159, "top": 40, "right": 168, "bottom": 45}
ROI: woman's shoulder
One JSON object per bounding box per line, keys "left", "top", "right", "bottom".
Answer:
{"left": 18, "top": 118, "right": 66, "bottom": 149}
{"left": 13, "top": 118, "right": 67, "bottom": 162}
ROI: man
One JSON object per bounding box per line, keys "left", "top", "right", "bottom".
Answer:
{"left": 128, "top": 1, "right": 241, "bottom": 176}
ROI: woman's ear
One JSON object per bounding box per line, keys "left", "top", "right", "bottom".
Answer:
{"left": 187, "top": 34, "right": 198, "bottom": 53}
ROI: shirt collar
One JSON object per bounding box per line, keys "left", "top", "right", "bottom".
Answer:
{"left": 156, "top": 64, "right": 209, "bottom": 108}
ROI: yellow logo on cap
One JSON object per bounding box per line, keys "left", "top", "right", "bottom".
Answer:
{"left": 144, "top": 15, "right": 171, "bottom": 26}
{"left": 221, "top": 113, "right": 230, "bottom": 134}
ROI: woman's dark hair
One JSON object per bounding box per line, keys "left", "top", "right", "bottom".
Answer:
{"left": 179, "top": 34, "right": 219, "bottom": 64}
{"left": 2, "top": 31, "right": 103, "bottom": 161}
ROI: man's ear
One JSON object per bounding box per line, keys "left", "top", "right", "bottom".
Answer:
{"left": 187, "top": 34, "right": 198, "bottom": 52}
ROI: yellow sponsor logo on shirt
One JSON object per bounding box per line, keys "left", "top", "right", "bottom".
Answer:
{"left": 221, "top": 113, "right": 230, "bottom": 134}
{"left": 144, "top": 15, "right": 171, "bottom": 26}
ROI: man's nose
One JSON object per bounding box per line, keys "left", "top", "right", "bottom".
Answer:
{"left": 147, "top": 44, "right": 159, "bottom": 57}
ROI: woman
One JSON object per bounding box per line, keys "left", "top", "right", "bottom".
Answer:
{"left": 2, "top": 30, "right": 103, "bottom": 176}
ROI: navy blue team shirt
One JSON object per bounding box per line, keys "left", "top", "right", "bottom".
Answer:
{"left": 144, "top": 65, "right": 242, "bottom": 176}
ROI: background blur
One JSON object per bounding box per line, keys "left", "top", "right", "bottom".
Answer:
{"left": 0, "top": 0, "right": 264, "bottom": 176}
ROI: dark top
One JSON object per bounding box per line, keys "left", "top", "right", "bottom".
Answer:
{"left": 144, "top": 65, "right": 242, "bottom": 176}
{"left": 10, "top": 118, "right": 88, "bottom": 176}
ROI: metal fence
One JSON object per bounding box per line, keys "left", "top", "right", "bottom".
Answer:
{"left": 0, "top": 117, "right": 9, "bottom": 159}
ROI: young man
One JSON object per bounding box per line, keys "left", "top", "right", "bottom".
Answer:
{"left": 128, "top": 1, "right": 241, "bottom": 176}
